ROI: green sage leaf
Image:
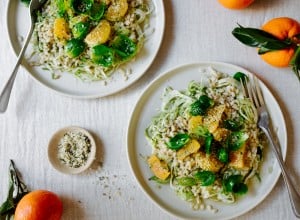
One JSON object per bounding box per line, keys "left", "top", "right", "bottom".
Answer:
{"left": 232, "top": 25, "right": 292, "bottom": 54}
{"left": 290, "top": 46, "right": 300, "bottom": 81}
{"left": 0, "top": 160, "right": 29, "bottom": 219}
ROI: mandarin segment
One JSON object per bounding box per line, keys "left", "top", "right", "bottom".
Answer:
{"left": 203, "top": 104, "right": 226, "bottom": 133}
{"left": 147, "top": 155, "right": 170, "bottom": 180}
{"left": 195, "top": 152, "right": 223, "bottom": 172}
{"left": 84, "top": 20, "right": 111, "bottom": 46}
{"left": 106, "top": 0, "right": 128, "bottom": 21}
{"left": 188, "top": 115, "right": 203, "bottom": 134}
{"left": 177, "top": 139, "right": 201, "bottom": 161}
{"left": 53, "top": 17, "right": 70, "bottom": 40}
{"left": 229, "top": 142, "right": 250, "bottom": 170}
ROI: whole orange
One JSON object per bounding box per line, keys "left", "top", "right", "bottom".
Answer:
{"left": 218, "top": 0, "right": 254, "bottom": 9}
{"left": 14, "top": 190, "right": 63, "bottom": 220}
{"left": 260, "top": 17, "right": 300, "bottom": 67}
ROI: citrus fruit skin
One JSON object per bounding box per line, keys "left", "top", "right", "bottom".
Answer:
{"left": 260, "top": 17, "right": 300, "bottom": 67}
{"left": 218, "top": 0, "right": 254, "bottom": 9}
{"left": 14, "top": 190, "right": 63, "bottom": 220}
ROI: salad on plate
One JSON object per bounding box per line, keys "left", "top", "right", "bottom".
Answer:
{"left": 145, "top": 67, "right": 267, "bottom": 211}
{"left": 30, "top": 0, "right": 152, "bottom": 81}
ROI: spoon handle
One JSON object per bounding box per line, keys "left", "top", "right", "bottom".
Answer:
{"left": 0, "top": 23, "right": 35, "bottom": 113}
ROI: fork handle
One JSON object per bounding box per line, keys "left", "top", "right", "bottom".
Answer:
{"left": 261, "top": 126, "right": 300, "bottom": 218}
{"left": 0, "top": 22, "right": 35, "bottom": 113}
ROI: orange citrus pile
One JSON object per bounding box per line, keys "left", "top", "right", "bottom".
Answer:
{"left": 14, "top": 190, "right": 63, "bottom": 220}
{"left": 218, "top": 0, "right": 254, "bottom": 9}
{"left": 260, "top": 17, "right": 300, "bottom": 67}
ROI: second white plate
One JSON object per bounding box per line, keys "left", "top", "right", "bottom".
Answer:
{"left": 6, "top": 0, "right": 165, "bottom": 98}
{"left": 127, "top": 62, "right": 287, "bottom": 220}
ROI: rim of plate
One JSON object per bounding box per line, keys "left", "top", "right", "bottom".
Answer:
{"left": 5, "top": 0, "right": 166, "bottom": 99}
{"left": 127, "top": 61, "right": 287, "bottom": 220}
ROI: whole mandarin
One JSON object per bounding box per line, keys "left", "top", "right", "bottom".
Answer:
{"left": 218, "top": 0, "right": 254, "bottom": 9}
{"left": 260, "top": 17, "right": 300, "bottom": 67}
{"left": 14, "top": 190, "right": 63, "bottom": 220}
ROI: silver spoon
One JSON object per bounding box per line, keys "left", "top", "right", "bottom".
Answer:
{"left": 0, "top": 0, "right": 47, "bottom": 113}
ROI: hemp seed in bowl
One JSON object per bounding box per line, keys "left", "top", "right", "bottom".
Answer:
{"left": 48, "top": 126, "right": 96, "bottom": 174}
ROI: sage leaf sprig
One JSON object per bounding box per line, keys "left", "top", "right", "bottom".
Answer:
{"left": 232, "top": 24, "right": 300, "bottom": 81}
{"left": 0, "top": 160, "right": 29, "bottom": 220}
{"left": 232, "top": 25, "right": 292, "bottom": 54}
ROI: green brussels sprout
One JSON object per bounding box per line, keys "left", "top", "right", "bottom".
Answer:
{"left": 233, "top": 72, "right": 248, "bottom": 82}
{"left": 71, "top": 0, "right": 94, "bottom": 14}
{"left": 167, "top": 133, "right": 190, "bottom": 150}
{"left": 91, "top": 45, "right": 115, "bottom": 67}
{"left": 189, "top": 95, "right": 214, "bottom": 116}
{"left": 72, "top": 22, "right": 90, "bottom": 39}
{"left": 223, "top": 175, "right": 248, "bottom": 195}
{"left": 223, "top": 118, "right": 244, "bottom": 131}
{"left": 194, "top": 171, "right": 216, "bottom": 186}
{"left": 65, "top": 39, "right": 85, "bottom": 58}
{"left": 55, "top": 0, "right": 66, "bottom": 16}
{"left": 89, "top": 2, "right": 105, "bottom": 21}
{"left": 218, "top": 147, "right": 229, "bottom": 163}
{"left": 112, "top": 35, "right": 137, "bottom": 60}
{"left": 227, "top": 131, "right": 249, "bottom": 151}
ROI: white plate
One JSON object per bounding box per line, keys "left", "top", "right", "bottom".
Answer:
{"left": 6, "top": 0, "right": 165, "bottom": 98}
{"left": 127, "top": 62, "right": 287, "bottom": 220}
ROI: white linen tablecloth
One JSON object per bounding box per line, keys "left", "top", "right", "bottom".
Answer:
{"left": 1, "top": 0, "right": 300, "bottom": 219}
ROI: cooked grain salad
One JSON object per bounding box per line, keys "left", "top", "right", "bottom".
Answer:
{"left": 31, "top": 0, "right": 152, "bottom": 81}
{"left": 145, "top": 67, "right": 267, "bottom": 212}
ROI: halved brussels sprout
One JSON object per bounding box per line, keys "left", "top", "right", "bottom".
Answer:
{"left": 167, "top": 133, "right": 190, "bottom": 150}
{"left": 233, "top": 72, "right": 248, "bottom": 82}
{"left": 111, "top": 35, "right": 137, "bottom": 60}
{"left": 72, "top": 22, "right": 90, "bottom": 39}
{"left": 89, "top": 2, "right": 106, "bottom": 21}
{"left": 65, "top": 39, "right": 85, "bottom": 58}
{"left": 71, "top": 0, "right": 94, "bottom": 14}
{"left": 69, "top": 14, "right": 89, "bottom": 27}
{"left": 227, "top": 131, "right": 249, "bottom": 151}
{"left": 223, "top": 175, "right": 248, "bottom": 194}
{"left": 91, "top": 45, "right": 115, "bottom": 67}
{"left": 193, "top": 171, "right": 216, "bottom": 186}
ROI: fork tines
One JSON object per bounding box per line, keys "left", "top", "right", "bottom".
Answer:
{"left": 240, "top": 75, "right": 265, "bottom": 108}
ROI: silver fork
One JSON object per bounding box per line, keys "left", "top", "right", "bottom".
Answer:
{"left": 241, "top": 76, "right": 300, "bottom": 218}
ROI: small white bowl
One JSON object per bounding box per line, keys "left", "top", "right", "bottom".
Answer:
{"left": 48, "top": 126, "right": 96, "bottom": 174}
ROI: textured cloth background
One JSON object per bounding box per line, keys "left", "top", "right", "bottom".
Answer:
{"left": 0, "top": 0, "right": 300, "bottom": 219}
